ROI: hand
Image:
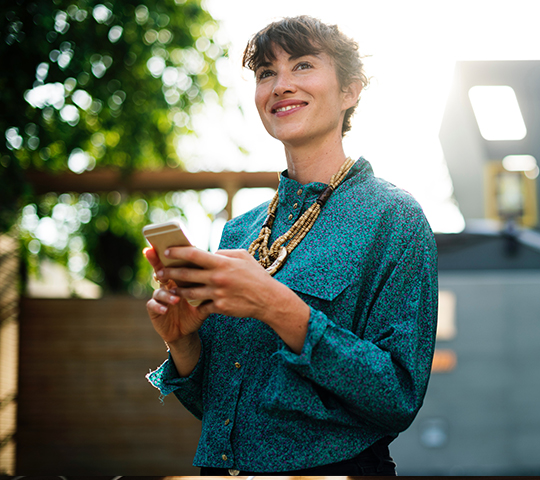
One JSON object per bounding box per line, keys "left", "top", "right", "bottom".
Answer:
{"left": 156, "top": 247, "right": 311, "bottom": 353}
{"left": 155, "top": 247, "right": 277, "bottom": 319}
{"left": 144, "top": 247, "right": 207, "bottom": 345}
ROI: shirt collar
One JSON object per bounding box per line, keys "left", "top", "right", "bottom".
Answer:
{"left": 278, "top": 156, "right": 368, "bottom": 200}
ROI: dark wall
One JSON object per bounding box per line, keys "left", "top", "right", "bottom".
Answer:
{"left": 436, "top": 232, "right": 540, "bottom": 271}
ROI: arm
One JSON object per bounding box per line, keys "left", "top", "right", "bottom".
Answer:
{"left": 145, "top": 246, "right": 208, "bottom": 420}
{"left": 267, "top": 220, "right": 438, "bottom": 432}
{"left": 145, "top": 243, "right": 311, "bottom": 416}
{"left": 156, "top": 247, "right": 311, "bottom": 354}
{"left": 145, "top": 247, "right": 207, "bottom": 377}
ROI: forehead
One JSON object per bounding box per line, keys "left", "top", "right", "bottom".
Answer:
{"left": 255, "top": 40, "right": 322, "bottom": 68}
{"left": 257, "top": 44, "right": 332, "bottom": 69}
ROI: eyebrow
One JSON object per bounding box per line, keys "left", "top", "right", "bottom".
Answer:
{"left": 256, "top": 60, "right": 272, "bottom": 70}
{"left": 289, "top": 53, "right": 321, "bottom": 61}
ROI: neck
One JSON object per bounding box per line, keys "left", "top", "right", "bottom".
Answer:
{"left": 283, "top": 133, "right": 348, "bottom": 185}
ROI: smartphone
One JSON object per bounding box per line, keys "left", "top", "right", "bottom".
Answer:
{"left": 143, "top": 219, "right": 195, "bottom": 268}
{"left": 143, "top": 219, "right": 202, "bottom": 306}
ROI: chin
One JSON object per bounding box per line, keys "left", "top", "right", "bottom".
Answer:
{"left": 270, "top": 127, "right": 308, "bottom": 144}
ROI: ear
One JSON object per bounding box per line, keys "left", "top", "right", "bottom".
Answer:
{"left": 341, "top": 78, "right": 363, "bottom": 110}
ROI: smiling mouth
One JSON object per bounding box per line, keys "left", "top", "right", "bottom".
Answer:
{"left": 272, "top": 103, "right": 307, "bottom": 114}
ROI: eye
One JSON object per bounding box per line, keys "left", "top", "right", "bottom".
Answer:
{"left": 295, "top": 61, "right": 313, "bottom": 71}
{"left": 257, "top": 69, "right": 274, "bottom": 81}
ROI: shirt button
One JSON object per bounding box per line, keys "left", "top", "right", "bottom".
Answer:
{"left": 222, "top": 454, "right": 228, "bottom": 461}
{"left": 234, "top": 362, "right": 241, "bottom": 369}
{"left": 297, "top": 189, "right": 303, "bottom": 196}
{"left": 293, "top": 203, "right": 298, "bottom": 209}
{"left": 288, "top": 214, "right": 293, "bottom": 220}
{"left": 224, "top": 418, "right": 230, "bottom": 426}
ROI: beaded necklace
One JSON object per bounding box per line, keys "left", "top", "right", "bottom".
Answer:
{"left": 248, "top": 157, "right": 355, "bottom": 276}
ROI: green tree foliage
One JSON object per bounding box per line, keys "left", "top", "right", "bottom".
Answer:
{"left": 0, "top": 0, "right": 228, "bottom": 294}
{"left": 1, "top": 0, "right": 226, "bottom": 230}
{"left": 18, "top": 190, "right": 224, "bottom": 295}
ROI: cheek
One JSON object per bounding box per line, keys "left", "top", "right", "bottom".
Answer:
{"left": 254, "top": 87, "right": 269, "bottom": 114}
{"left": 254, "top": 93, "right": 274, "bottom": 132}
{"left": 307, "top": 77, "right": 341, "bottom": 105}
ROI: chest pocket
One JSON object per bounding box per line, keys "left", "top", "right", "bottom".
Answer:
{"left": 274, "top": 242, "right": 358, "bottom": 324}
{"left": 279, "top": 265, "right": 351, "bottom": 300}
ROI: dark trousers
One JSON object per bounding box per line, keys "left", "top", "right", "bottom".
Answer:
{"left": 200, "top": 436, "right": 397, "bottom": 476}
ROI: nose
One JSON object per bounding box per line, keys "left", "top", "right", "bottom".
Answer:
{"left": 272, "top": 71, "right": 296, "bottom": 96}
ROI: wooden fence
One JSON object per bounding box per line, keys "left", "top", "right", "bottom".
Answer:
{"left": 16, "top": 297, "right": 201, "bottom": 475}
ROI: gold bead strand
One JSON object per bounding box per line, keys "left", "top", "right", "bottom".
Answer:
{"left": 248, "top": 190, "right": 279, "bottom": 267}
{"left": 248, "top": 157, "right": 355, "bottom": 275}
{"left": 268, "top": 156, "right": 355, "bottom": 259}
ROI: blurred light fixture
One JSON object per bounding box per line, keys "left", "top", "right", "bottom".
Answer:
{"left": 503, "top": 154, "right": 537, "bottom": 171}
{"left": 468, "top": 85, "right": 527, "bottom": 141}
{"left": 419, "top": 418, "right": 449, "bottom": 448}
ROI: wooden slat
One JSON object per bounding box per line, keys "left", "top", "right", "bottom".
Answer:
{"left": 0, "top": 233, "right": 19, "bottom": 475}
{"left": 25, "top": 169, "right": 280, "bottom": 194}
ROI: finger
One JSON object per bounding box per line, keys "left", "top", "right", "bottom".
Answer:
{"left": 144, "top": 247, "right": 164, "bottom": 270}
{"left": 165, "top": 246, "right": 222, "bottom": 270}
{"left": 147, "top": 298, "right": 168, "bottom": 316}
{"left": 177, "top": 285, "right": 214, "bottom": 304}
{"left": 153, "top": 277, "right": 177, "bottom": 291}
{"left": 153, "top": 287, "right": 180, "bottom": 306}
{"left": 158, "top": 266, "right": 211, "bottom": 286}
{"left": 216, "top": 248, "right": 265, "bottom": 272}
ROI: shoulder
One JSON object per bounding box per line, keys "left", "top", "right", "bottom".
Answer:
{"left": 338, "top": 158, "right": 429, "bottom": 234}
{"left": 372, "top": 177, "right": 426, "bottom": 227}
{"left": 219, "top": 200, "right": 269, "bottom": 250}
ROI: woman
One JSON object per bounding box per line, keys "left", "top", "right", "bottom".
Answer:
{"left": 145, "top": 16, "right": 438, "bottom": 476}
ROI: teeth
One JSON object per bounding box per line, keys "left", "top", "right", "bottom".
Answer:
{"left": 275, "top": 104, "right": 303, "bottom": 112}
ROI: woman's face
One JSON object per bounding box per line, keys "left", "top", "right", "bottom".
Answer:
{"left": 254, "top": 46, "right": 355, "bottom": 148}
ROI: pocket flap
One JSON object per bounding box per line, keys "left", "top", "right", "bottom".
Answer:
{"left": 276, "top": 249, "right": 355, "bottom": 301}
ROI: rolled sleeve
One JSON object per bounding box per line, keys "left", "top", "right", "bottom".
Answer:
{"left": 275, "top": 307, "right": 330, "bottom": 368}
{"left": 146, "top": 342, "right": 206, "bottom": 419}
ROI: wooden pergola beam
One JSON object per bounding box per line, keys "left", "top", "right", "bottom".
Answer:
{"left": 25, "top": 169, "right": 280, "bottom": 194}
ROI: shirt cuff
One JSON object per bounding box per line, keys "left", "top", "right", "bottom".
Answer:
{"left": 275, "top": 306, "right": 330, "bottom": 369}
{"left": 146, "top": 347, "right": 204, "bottom": 397}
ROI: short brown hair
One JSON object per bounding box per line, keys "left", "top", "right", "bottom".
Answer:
{"left": 242, "top": 15, "right": 369, "bottom": 136}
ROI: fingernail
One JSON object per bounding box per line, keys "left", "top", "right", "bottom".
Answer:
{"left": 160, "top": 306, "right": 167, "bottom": 313}
{"left": 157, "top": 270, "right": 164, "bottom": 278}
{"left": 164, "top": 249, "right": 170, "bottom": 256}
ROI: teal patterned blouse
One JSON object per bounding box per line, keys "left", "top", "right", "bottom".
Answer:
{"left": 147, "top": 157, "right": 438, "bottom": 472}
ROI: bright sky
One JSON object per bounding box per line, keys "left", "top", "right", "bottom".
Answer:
{"left": 184, "top": 0, "right": 540, "bottom": 233}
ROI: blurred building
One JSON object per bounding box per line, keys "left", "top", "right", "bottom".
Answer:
{"left": 391, "top": 60, "right": 540, "bottom": 475}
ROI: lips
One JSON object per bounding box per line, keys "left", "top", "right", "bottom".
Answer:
{"left": 271, "top": 99, "right": 308, "bottom": 114}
